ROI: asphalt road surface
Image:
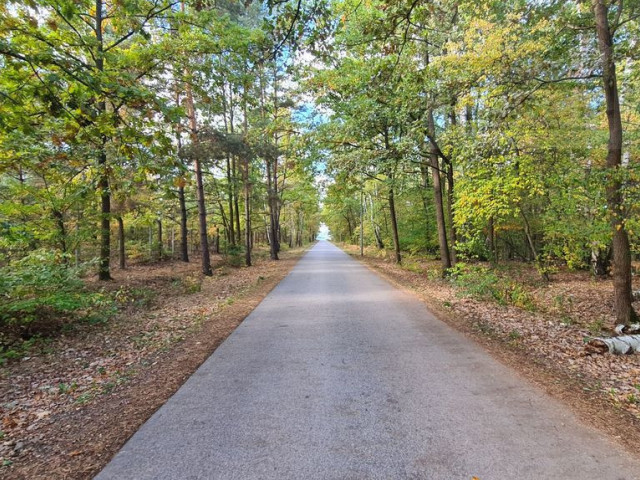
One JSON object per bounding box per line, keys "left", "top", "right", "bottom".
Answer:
{"left": 96, "top": 241, "right": 640, "bottom": 480}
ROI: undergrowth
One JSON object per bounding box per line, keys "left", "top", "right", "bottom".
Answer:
{"left": 447, "top": 262, "right": 536, "bottom": 311}
{"left": 0, "top": 250, "right": 129, "bottom": 364}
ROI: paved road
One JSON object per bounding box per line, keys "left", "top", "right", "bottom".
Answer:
{"left": 97, "top": 241, "right": 640, "bottom": 480}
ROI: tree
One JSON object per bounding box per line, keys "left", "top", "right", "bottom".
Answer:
{"left": 592, "top": 0, "right": 638, "bottom": 324}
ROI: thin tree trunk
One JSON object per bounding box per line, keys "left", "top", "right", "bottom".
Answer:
{"left": 388, "top": 184, "right": 401, "bottom": 263}
{"left": 148, "top": 225, "right": 153, "bottom": 258}
{"left": 117, "top": 215, "right": 125, "bottom": 269}
{"left": 383, "top": 127, "right": 401, "bottom": 263}
{"left": 428, "top": 109, "right": 451, "bottom": 271}
{"left": 420, "top": 162, "right": 431, "bottom": 236}
{"left": 369, "top": 194, "right": 384, "bottom": 249}
{"left": 233, "top": 157, "right": 241, "bottom": 246}
{"left": 360, "top": 186, "right": 364, "bottom": 256}
{"left": 488, "top": 216, "right": 496, "bottom": 262}
{"left": 52, "top": 209, "right": 67, "bottom": 257}
{"left": 156, "top": 218, "right": 163, "bottom": 261}
{"left": 175, "top": 86, "right": 189, "bottom": 263}
{"left": 96, "top": 0, "right": 111, "bottom": 280}
{"left": 446, "top": 106, "right": 458, "bottom": 265}
{"left": 593, "top": 0, "right": 637, "bottom": 324}
{"left": 226, "top": 154, "right": 235, "bottom": 246}
{"left": 75, "top": 207, "right": 82, "bottom": 267}
{"left": 521, "top": 210, "right": 538, "bottom": 263}
{"left": 242, "top": 80, "right": 252, "bottom": 266}
{"left": 178, "top": 185, "right": 189, "bottom": 262}
{"left": 185, "top": 81, "right": 211, "bottom": 275}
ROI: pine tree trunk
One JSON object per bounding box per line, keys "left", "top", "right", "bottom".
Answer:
{"left": 226, "top": 154, "right": 235, "bottom": 246}
{"left": 233, "top": 157, "right": 241, "bottom": 246}
{"left": 242, "top": 80, "right": 252, "bottom": 267}
{"left": 96, "top": 0, "right": 111, "bottom": 280}
{"left": 267, "top": 161, "right": 279, "bottom": 260}
{"left": 185, "top": 82, "right": 211, "bottom": 275}
{"left": 179, "top": 185, "right": 189, "bottom": 262}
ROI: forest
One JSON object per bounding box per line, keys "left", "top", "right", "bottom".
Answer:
{"left": 0, "top": 0, "right": 324, "bottom": 349}
{"left": 315, "top": 0, "right": 640, "bottom": 328}
{"left": 1, "top": 0, "right": 640, "bottom": 475}
{"left": 0, "top": 0, "right": 639, "bottom": 345}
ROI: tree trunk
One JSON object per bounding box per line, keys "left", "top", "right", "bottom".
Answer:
{"left": 591, "top": 245, "right": 611, "bottom": 277}
{"left": 419, "top": 162, "right": 431, "bottom": 238}
{"left": 428, "top": 109, "right": 451, "bottom": 272}
{"left": 388, "top": 184, "right": 401, "bottom": 263}
{"left": 446, "top": 108, "right": 458, "bottom": 265}
{"left": 369, "top": 194, "right": 384, "bottom": 249}
{"left": 488, "top": 216, "right": 496, "bottom": 262}
{"left": 360, "top": 187, "right": 364, "bottom": 256}
{"left": 185, "top": 80, "right": 212, "bottom": 275}
{"left": 52, "top": 208, "right": 67, "bottom": 257}
{"left": 233, "top": 157, "right": 241, "bottom": 246}
{"left": 117, "top": 215, "right": 125, "bottom": 269}
{"left": 156, "top": 218, "right": 163, "bottom": 261}
{"left": 214, "top": 230, "right": 220, "bottom": 254}
{"left": 445, "top": 161, "right": 457, "bottom": 265}
{"left": 96, "top": 0, "right": 111, "bottom": 280}
{"left": 242, "top": 78, "right": 252, "bottom": 267}
{"left": 593, "top": 0, "right": 637, "bottom": 324}
{"left": 243, "top": 155, "right": 252, "bottom": 266}
{"left": 226, "top": 154, "right": 235, "bottom": 246}
{"left": 267, "top": 160, "right": 279, "bottom": 260}
{"left": 178, "top": 185, "right": 189, "bottom": 262}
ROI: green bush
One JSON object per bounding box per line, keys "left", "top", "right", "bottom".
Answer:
{"left": 449, "top": 262, "right": 535, "bottom": 310}
{"left": 225, "top": 245, "right": 245, "bottom": 267}
{"left": 0, "top": 250, "right": 115, "bottom": 357}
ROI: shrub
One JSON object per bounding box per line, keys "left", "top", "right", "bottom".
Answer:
{"left": 449, "top": 262, "right": 535, "bottom": 311}
{"left": 0, "top": 250, "right": 114, "bottom": 358}
{"left": 224, "top": 245, "right": 245, "bottom": 267}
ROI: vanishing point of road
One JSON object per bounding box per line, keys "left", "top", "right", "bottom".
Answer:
{"left": 97, "top": 241, "right": 640, "bottom": 480}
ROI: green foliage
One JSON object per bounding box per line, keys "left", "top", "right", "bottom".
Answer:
{"left": 224, "top": 244, "right": 245, "bottom": 268}
{"left": 0, "top": 250, "right": 116, "bottom": 361}
{"left": 449, "top": 262, "right": 535, "bottom": 311}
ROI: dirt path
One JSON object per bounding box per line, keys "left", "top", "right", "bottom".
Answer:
{"left": 0, "top": 248, "right": 305, "bottom": 479}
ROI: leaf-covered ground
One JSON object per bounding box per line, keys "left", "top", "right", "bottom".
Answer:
{"left": 342, "top": 245, "right": 640, "bottom": 449}
{"left": 0, "top": 248, "right": 304, "bottom": 479}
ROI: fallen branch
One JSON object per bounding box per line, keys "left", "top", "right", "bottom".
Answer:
{"left": 586, "top": 335, "right": 640, "bottom": 355}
